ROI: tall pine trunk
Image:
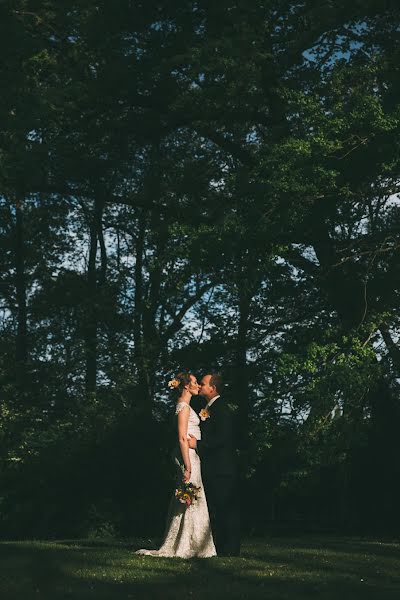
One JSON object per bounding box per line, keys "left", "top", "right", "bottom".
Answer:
{"left": 85, "top": 215, "right": 97, "bottom": 397}
{"left": 84, "top": 198, "right": 106, "bottom": 398}
{"left": 15, "top": 197, "right": 28, "bottom": 391}
{"left": 236, "top": 288, "right": 251, "bottom": 449}
{"left": 133, "top": 211, "right": 152, "bottom": 420}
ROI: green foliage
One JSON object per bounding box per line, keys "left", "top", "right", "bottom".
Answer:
{"left": 0, "top": 1, "right": 400, "bottom": 537}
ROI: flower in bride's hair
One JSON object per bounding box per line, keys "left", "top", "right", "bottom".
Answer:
{"left": 168, "top": 378, "right": 180, "bottom": 389}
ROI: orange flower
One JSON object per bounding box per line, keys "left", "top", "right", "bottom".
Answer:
{"left": 168, "top": 378, "right": 180, "bottom": 389}
{"left": 199, "top": 408, "right": 210, "bottom": 421}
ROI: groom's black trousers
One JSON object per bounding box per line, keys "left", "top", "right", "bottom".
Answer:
{"left": 203, "top": 472, "right": 241, "bottom": 556}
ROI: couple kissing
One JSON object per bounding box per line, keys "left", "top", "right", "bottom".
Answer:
{"left": 135, "top": 372, "right": 240, "bottom": 559}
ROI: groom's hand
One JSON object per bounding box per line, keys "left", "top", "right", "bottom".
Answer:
{"left": 188, "top": 434, "right": 197, "bottom": 449}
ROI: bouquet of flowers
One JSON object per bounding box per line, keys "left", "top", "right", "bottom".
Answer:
{"left": 175, "top": 481, "right": 201, "bottom": 507}
{"left": 175, "top": 465, "right": 201, "bottom": 506}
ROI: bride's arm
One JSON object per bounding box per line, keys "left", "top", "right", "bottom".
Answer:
{"left": 177, "top": 406, "right": 191, "bottom": 482}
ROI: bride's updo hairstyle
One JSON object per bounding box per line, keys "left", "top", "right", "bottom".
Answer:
{"left": 168, "top": 372, "right": 191, "bottom": 399}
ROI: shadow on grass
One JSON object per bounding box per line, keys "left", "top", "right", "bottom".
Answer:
{"left": 0, "top": 536, "right": 399, "bottom": 600}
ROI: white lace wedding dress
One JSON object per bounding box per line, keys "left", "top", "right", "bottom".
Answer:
{"left": 135, "top": 402, "right": 216, "bottom": 559}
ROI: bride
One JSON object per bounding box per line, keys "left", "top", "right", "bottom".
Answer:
{"left": 135, "top": 372, "right": 216, "bottom": 558}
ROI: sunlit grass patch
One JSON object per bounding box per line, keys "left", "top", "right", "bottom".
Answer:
{"left": 0, "top": 535, "right": 399, "bottom": 599}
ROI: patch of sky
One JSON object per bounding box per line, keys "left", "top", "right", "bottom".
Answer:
{"left": 292, "top": 243, "right": 319, "bottom": 264}
{"left": 150, "top": 20, "right": 178, "bottom": 33}
{"left": 121, "top": 33, "right": 142, "bottom": 56}
{"left": 334, "top": 192, "right": 399, "bottom": 239}
{"left": 209, "top": 177, "right": 226, "bottom": 191}
{"left": 246, "top": 128, "right": 259, "bottom": 144}
{"left": 26, "top": 130, "right": 42, "bottom": 142}
{"left": 172, "top": 284, "right": 231, "bottom": 346}
{"left": 304, "top": 21, "right": 370, "bottom": 69}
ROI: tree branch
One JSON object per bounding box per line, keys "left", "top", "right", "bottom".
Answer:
{"left": 162, "top": 283, "right": 214, "bottom": 340}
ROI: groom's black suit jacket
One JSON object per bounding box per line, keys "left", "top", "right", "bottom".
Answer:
{"left": 196, "top": 396, "right": 241, "bottom": 556}
{"left": 196, "top": 397, "right": 238, "bottom": 479}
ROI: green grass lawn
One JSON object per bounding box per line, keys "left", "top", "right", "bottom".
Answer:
{"left": 0, "top": 535, "right": 399, "bottom": 599}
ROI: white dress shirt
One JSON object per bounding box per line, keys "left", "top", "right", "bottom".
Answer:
{"left": 206, "top": 394, "right": 220, "bottom": 409}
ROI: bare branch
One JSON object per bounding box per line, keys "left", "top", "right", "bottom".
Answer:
{"left": 162, "top": 283, "right": 214, "bottom": 340}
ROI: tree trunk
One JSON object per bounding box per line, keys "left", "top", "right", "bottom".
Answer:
{"left": 307, "top": 206, "right": 399, "bottom": 528}
{"left": 310, "top": 213, "right": 365, "bottom": 331}
{"left": 15, "top": 196, "right": 28, "bottom": 391}
{"left": 236, "top": 287, "right": 251, "bottom": 449}
{"left": 133, "top": 211, "right": 152, "bottom": 419}
{"left": 141, "top": 218, "right": 167, "bottom": 402}
{"left": 85, "top": 217, "right": 97, "bottom": 397}
{"left": 364, "top": 376, "right": 400, "bottom": 530}
{"left": 84, "top": 198, "right": 105, "bottom": 397}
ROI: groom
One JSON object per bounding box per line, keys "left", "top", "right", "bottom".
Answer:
{"left": 188, "top": 373, "right": 241, "bottom": 556}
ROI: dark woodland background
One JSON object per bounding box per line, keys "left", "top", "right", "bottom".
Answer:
{"left": 0, "top": 0, "right": 400, "bottom": 540}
